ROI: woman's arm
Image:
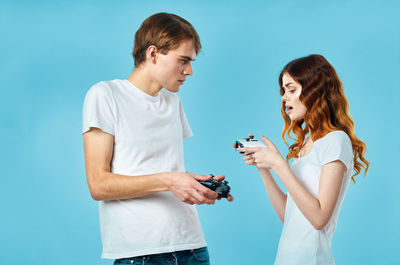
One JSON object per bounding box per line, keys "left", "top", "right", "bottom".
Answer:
{"left": 239, "top": 144, "right": 287, "bottom": 222}
{"left": 238, "top": 135, "right": 346, "bottom": 230}
{"left": 273, "top": 159, "right": 346, "bottom": 230}
{"left": 257, "top": 168, "right": 287, "bottom": 223}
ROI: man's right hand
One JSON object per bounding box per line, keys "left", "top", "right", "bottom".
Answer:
{"left": 165, "top": 173, "right": 220, "bottom": 205}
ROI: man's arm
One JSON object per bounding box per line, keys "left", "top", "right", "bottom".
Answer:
{"left": 83, "top": 128, "right": 219, "bottom": 204}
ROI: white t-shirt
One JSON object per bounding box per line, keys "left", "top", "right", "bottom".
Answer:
{"left": 82, "top": 79, "right": 206, "bottom": 259}
{"left": 274, "top": 131, "right": 354, "bottom": 265}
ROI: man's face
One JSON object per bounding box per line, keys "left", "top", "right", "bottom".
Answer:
{"left": 154, "top": 39, "right": 196, "bottom": 93}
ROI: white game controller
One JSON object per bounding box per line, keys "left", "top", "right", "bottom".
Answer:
{"left": 235, "top": 135, "right": 267, "bottom": 154}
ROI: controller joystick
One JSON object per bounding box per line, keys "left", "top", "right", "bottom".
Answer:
{"left": 198, "top": 174, "right": 231, "bottom": 198}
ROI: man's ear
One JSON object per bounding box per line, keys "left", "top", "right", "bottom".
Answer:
{"left": 146, "top": 45, "right": 158, "bottom": 64}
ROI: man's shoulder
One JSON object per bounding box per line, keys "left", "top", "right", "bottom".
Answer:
{"left": 87, "top": 79, "right": 125, "bottom": 96}
{"left": 91, "top": 79, "right": 124, "bottom": 90}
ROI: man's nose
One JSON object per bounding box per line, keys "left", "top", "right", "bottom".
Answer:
{"left": 183, "top": 62, "right": 193, "bottom": 76}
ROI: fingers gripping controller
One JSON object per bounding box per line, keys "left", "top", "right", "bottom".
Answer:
{"left": 198, "top": 175, "right": 231, "bottom": 198}
{"left": 235, "top": 135, "right": 267, "bottom": 154}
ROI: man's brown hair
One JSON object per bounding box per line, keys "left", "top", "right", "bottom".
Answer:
{"left": 132, "top": 13, "right": 201, "bottom": 66}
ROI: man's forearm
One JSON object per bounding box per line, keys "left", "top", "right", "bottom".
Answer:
{"left": 87, "top": 171, "right": 171, "bottom": 201}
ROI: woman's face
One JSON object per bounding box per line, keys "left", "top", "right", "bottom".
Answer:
{"left": 281, "top": 73, "right": 307, "bottom": 121}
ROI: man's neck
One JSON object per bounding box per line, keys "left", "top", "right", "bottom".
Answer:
{"left": 127, "top": 67, "right": 162, "bottom": 96}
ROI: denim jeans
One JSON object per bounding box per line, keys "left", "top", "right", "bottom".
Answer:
{"left": 113, "top": 247, "right": 210, "bottom": 265}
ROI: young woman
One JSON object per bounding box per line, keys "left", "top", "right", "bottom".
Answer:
{"left": 236, "top": 54, "right": 369, "bottom": 264}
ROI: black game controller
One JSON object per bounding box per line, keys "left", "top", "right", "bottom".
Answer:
{"left": 198, "top": 174, "right": 231, "bottom": 198}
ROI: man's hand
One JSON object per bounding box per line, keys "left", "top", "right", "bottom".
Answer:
{"left": 166, "top": 173, "right": 233, "bottom": 204}
{"left": 210, "top": 174, "right": 234, "bottom": 202}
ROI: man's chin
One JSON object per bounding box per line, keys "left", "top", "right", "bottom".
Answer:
{"left": 165, "top": 86, "right": 181, "bottom": 93}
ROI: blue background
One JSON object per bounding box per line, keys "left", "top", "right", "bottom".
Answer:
{"left": 1, "top": 0, "right": 399, "bottom": 264}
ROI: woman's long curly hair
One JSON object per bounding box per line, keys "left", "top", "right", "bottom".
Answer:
{"left": 279, "top": 54, "right": 369, "bottom": 182}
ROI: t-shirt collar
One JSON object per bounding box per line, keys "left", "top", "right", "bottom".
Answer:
{"left": 124, "top": 79, "right": 161, "bottom": 102}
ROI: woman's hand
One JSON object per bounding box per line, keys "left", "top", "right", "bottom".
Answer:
{"left": 233, "top": 134, "right": 288, "bottom": 222}
{"left": 232, "top": 134, "right": 257, "bottom": 166}
{"left": 236, "top": 135, "right": 286, "bottom": 170}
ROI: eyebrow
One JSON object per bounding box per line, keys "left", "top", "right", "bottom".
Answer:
{"left": 283, "top": 82, "right": 294, "bottom": 88}
{"left": 179, "top": 55, "right": 195, "bottom": 61}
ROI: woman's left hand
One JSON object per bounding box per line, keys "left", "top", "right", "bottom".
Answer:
{"left": 236, "top": 135, "right": 285, "bottom": 170}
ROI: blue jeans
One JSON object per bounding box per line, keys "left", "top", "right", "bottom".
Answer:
{"left": 113, "top": 247, "right": 210, "bottom": 265}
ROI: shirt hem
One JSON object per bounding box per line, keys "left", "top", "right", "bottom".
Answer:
{"left": 101, "top": 241, "right": 207, "bottom": 259}
{"left": 82, "top": 122, "right": 114, "bottom": 136}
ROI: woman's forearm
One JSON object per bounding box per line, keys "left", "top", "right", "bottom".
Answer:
{"left": 258, "top": 168, "right": 287, "bottom": 223}
{"left": 272, "top": 160, "right": 340, "bottom": 230}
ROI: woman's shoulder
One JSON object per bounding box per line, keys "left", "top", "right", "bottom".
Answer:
{"left": 314, "top": 130, "right": 354, "bottom": 169}
{"left": 316, "top": 130, "right": 351, "bottom": 146}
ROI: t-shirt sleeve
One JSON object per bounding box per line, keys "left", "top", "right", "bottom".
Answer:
{"left": 317, "top": 131, "right": 353, "bottom": 171}
{"left": 82, "top": 82, "right": 117, "bottom": 135}
{"left": 179, "top": 100, "right": 193, "bottom": 140}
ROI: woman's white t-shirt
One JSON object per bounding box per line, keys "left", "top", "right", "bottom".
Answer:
{"left": 82, "top": 79, "right": 206, "bottom": 259}
{"left": 274, "top": 131, "right": 354, "bottom": 265}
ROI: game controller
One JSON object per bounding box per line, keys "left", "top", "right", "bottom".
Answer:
{"left": 198, "top": 174, "right": 231, "bottom": 198}
{"left": 235, "top": 135, "right": 266, "bottom": 154}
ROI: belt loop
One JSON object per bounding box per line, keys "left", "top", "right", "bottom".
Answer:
{"left": 171, "top": 253, "right": 177, "bottom": 265}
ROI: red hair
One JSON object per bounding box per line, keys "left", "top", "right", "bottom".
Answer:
{"left": 279, "top": 54, "right": 369, "bottom": 182}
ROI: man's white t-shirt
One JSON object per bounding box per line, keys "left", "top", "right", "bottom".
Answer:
{"left": 274, "top": 131, "right": 354, "bottom": 265}
{"left": 82, "top": 79, "right": 206, "bottom": 259}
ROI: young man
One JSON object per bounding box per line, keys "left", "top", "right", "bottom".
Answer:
{"left": 82, "top": 13, "right": 233, "bottom": 264}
